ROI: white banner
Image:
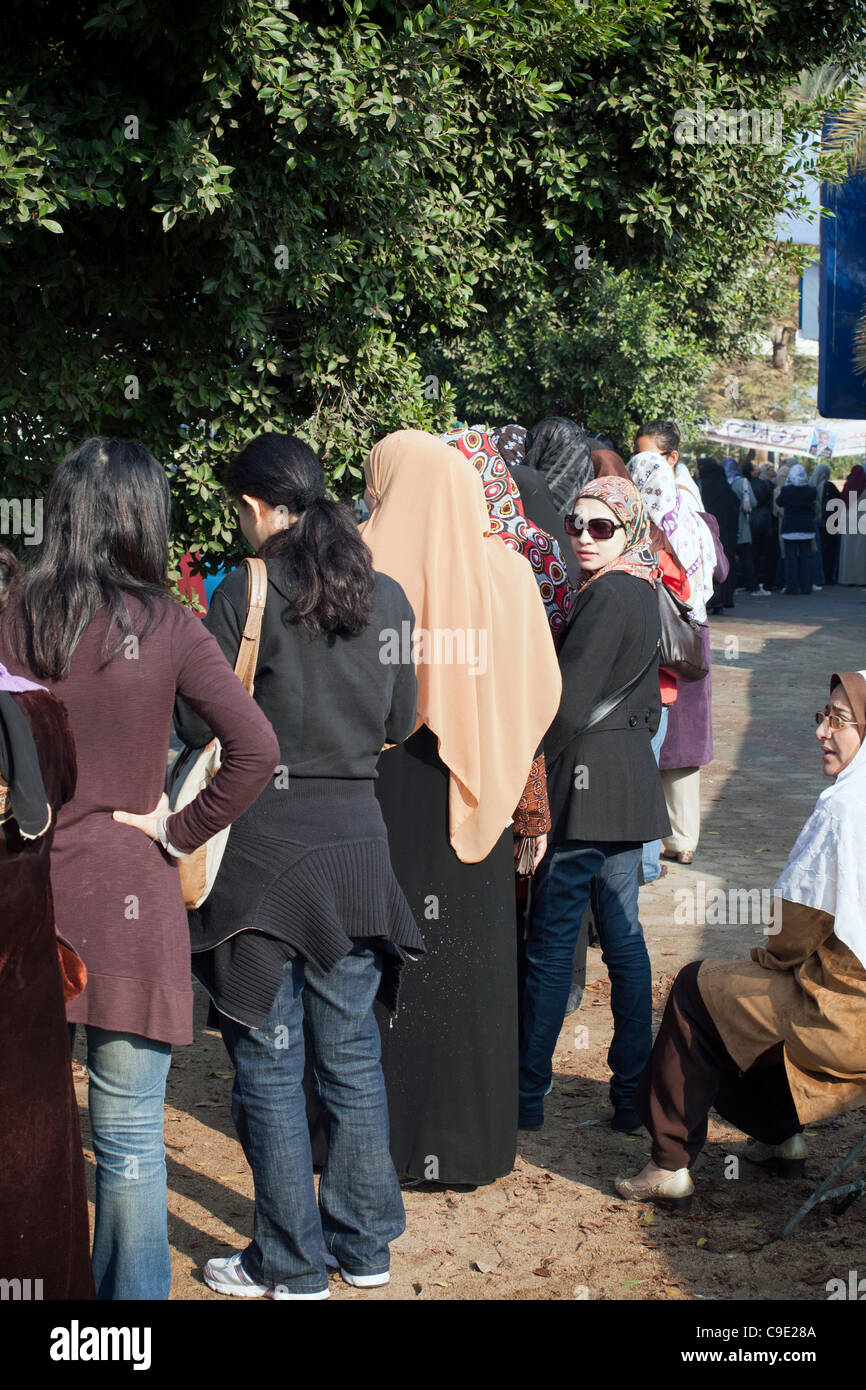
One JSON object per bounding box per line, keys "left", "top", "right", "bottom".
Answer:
{"left": 699, "top": 417, "right": 866, "bottom": 459}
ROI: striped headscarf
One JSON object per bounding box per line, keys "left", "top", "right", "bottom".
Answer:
{"left": 441, "top": 426, "right": 572, "bottom": 633}
{"left": 571, "top": 476, "right": 656, "bottom": 592}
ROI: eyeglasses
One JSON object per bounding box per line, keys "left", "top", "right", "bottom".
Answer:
{"left": 563, "top": 515, "right": 625, "bottom": 541}
{"left": 815, "top": 708, "right": 866, "bottom": 732}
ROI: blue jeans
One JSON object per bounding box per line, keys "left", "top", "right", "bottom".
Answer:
{"left": 783, "top": 538, "right": 812, "bottom": 595}
{"left": 641, "top": 703, "right": 669, "bottom": 884}
{"left": 218, "top": 944, "right": 404, "bottom": 1295}
{"left": 68, "top": 1025, "right": 172, "bottom": 1300}
{"left": 519, "top": 840, "right": 651, "bottom": 1125}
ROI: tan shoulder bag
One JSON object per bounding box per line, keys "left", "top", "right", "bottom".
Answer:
{"left": 167, "top": 557, "right": 268, "bottom": 910}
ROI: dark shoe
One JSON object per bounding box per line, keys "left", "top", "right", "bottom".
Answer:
{"left": 518, "top": 1112, "right": 544, "bottom": 1131}
{"left": 611, "top": 1105, "right": 643, "bottom": 1134}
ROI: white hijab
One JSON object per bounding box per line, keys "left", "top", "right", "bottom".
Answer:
{"left": 774, "top": 671, "right": 866, "bottom": 968}
{"left": 627, "top": 450, "right": 716, "bottom": 621}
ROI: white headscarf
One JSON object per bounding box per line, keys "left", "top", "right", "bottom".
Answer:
{"left": 786, "top": 464, "right": 809, "bottom": 487}
{"left": 774, "top": 671, "right": 866, "bottom": 968}
{"left": 627, "top": 450, "right": 716, "bottom": 621}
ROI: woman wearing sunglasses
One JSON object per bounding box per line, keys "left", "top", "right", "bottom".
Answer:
{"left": 616, "top": 672, "right": 866, "bottom": 1211}
{"left": 519, "top": 477, "right": 670, "bottom": 1133}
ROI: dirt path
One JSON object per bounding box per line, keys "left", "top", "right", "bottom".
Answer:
{"left": 72, "top": 587, "right": 866, "bottom": 1300}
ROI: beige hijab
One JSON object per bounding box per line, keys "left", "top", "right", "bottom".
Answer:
{"left": 361, "top": 430, "right": 562, "bottom": 863}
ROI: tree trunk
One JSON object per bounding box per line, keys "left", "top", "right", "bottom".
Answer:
{"left": 770, "top": 323, "right": 797, "bottom": 371}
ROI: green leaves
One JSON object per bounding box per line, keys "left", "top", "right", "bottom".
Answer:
{"left": 0, "top": 0, "right": 861, "bottom": 566}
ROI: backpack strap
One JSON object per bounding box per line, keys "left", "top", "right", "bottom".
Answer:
{"left": 233, "top": 557, "right": 268, "bottom": 694}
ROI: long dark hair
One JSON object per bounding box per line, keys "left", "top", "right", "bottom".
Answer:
{"left": 0, "top": 546, "right": 20, "bottom": 614}
{"left": 225, "top": 433, "right": 374, "bottom": 636}
{"left": 14, "top": 438, "right": 172, "bottom": 680}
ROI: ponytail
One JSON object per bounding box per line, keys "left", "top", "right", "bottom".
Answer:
{"left": 226, "top": 434, "right": 375, "bottom": 637}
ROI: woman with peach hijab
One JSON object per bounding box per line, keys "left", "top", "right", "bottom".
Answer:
{"left": 361, "top": 430, "right": 562, "bottom": 1184}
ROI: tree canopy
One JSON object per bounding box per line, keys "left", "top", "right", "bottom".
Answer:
{"left": 1, "top": 0, "right": 865, "bottom": 567}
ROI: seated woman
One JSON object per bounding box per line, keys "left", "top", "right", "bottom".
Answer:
{"left": 616, "top": 670, "right": 866, "bottom": 1210}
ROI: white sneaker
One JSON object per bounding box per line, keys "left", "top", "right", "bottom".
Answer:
{"left": 204, "top": 1251, "right": 270, "bottom": 1298}
{"left": 204, "top": 1251, "right": 330, "bottom": 1300}
{"left": 324, "top": 1252, "right": 390, "bottom": 1287}
{"left": 754, "top": 586, "right": 771, "bottom": 596}
{"left": 813, "top": 585, "right": 823, "bottom": 592}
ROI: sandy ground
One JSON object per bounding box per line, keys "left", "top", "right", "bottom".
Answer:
{"left": 71, "top": 586, "right": 866, "bottom": 1301}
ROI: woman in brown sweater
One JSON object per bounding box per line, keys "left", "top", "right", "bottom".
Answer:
{"left": 0, "top": 439, "right": 279, "bottom": 1298}
{"left": 616, "top": 669, "right": 866, "bottom": 1211}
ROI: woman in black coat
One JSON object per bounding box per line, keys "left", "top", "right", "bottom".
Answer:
{"left": 519, "top": 477, "right": 670, "bottom": 1135}
{"left": 697, "top": 458, "right": 740, "bottom": 611}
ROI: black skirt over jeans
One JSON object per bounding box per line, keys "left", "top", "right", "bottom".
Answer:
{"left": 189, "top": 775, "right": 425, "bottom": 1027}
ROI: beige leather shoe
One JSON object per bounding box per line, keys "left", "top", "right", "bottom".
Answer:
{"left": 615, "top": 1161, "right": 694, "bottom": 1212}
{"left": 744, "top": 1133, "right": 806, "bottom": 1179}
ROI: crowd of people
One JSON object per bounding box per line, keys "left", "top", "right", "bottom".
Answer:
{"left": 1, "top": 418, "right": 864, "bottom": 1301}
{"left": 697, "top": 453, "right": 866, "bottom": 603}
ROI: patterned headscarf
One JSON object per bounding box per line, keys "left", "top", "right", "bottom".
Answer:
{"left": 441, "top": 426, "right": 572, "bottom": 633}
{"left": 492, "top": 423, "right": 527, "bottom": 467}
{"left": 628, "top": 450, "right": 716, "bottom": 621}
{"left": 571, "top": 477, "right": 656, "bottom": 592}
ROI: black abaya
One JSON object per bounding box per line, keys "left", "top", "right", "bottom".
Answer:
{"left": 373, "top": 726, "right": 518, "bottom": 1186}
{"left": 698, "top": 462, "right": 739, "bottom": 607}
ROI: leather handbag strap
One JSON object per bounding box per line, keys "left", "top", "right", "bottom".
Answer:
{"left": 233, "top": 557, "right": 268, "bottom": 695}
{"left": 576, "top": 644, "right": 658, "bottom": 736}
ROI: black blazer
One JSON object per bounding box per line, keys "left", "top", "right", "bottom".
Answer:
{"left": 544, "top": 570, "right": 671, "bottom": 844}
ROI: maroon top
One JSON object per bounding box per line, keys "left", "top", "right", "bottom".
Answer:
{"left": 0, "top": 596, "right": 279, "bottom": 1044}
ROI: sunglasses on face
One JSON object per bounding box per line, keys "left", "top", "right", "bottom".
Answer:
{"left": 563, "top": 515, "right": 625, "bottom": 541}
{"left": 815, "top": 708, "right": 866, "bottom": 732}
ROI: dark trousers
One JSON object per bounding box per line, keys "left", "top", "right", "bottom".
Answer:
{"left": 783, "top": 538, "right": 812, "bottom": 595}
{"left": 752, "top": 532, "right": 776, "bottom": 589}
{"left": 634, "top": 961, "right": 801, "bottom": 1170}
{"left": 736, "top": 542, "right": 756, "bottom": 590}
